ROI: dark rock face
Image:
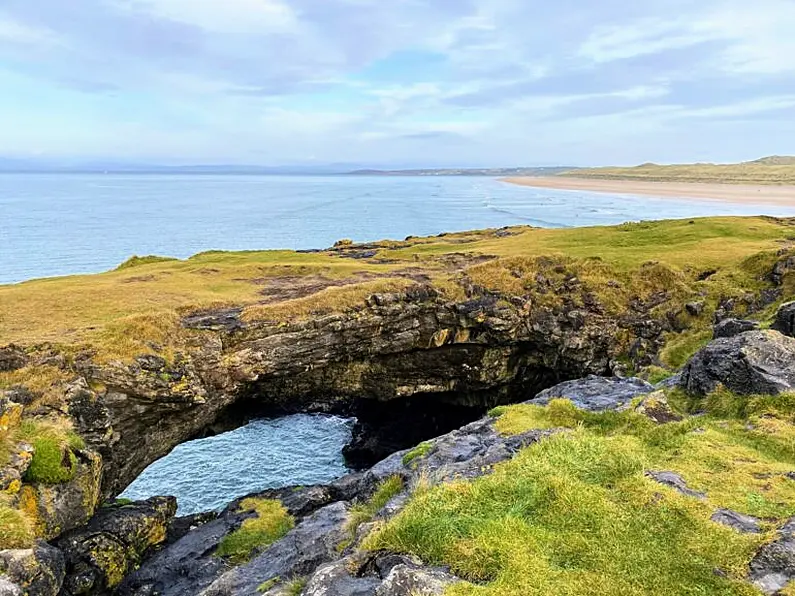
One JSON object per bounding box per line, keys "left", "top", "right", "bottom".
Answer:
{"left": 375, "top": 564, "right": 458, "bottom": 596}
{"left": 65, "top": 287, "right": 636, "bottom": 502}
{"left": 119, "top": 414, "right": 556, "bottom": 596}
{"left": 55, "top": 497, "right": 176, "bottom": 595}
{"left": 646, "top": 471, "right": 706, "bottom": 500}
{"left": 679, "top": 330, "right": 795, "bottom": 396}
{"left": 531, "top": 376, "right": 654, "bottom": 411}
{"left": 299, "top": 556, "right": 456, "bottom": 596}
{"left": 0, "top": 346, "right": 27, "bottom": 373}
{"left": 713, "top": 318, "right": 760, "bottom": 339}
{"left": 0, "top": 543, "right": 64, "bottom": 596}
{"left": 632, "top": 391, "right": 683, "bottom": 424}
{"left": 772, "top": 302, "right": 795, "bottom": 338}
{"left": 750, "top": 518, "right": 795, "bottom": 595}
{"left": 711, "top": 509, "right": 762, "bottom": 534}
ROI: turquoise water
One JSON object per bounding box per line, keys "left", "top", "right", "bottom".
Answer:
{"left": 120, "top": 415, "right": 354, "bottom": 515}
{"left": 3, "top": 174, "right": 794, "bottom": 284}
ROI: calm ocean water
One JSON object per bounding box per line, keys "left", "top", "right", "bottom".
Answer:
{"left": 3, "top": 173, "right": 795, "bottom": 285}
{"left": 120, "top": 414, "right": 354, "bottom": 515}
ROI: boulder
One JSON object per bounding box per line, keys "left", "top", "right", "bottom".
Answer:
{"left": 198, "top": 502, "right": 350, "bottom": 596}
{"left": 21, "top": 450, "right": 103, "bottom": 541}
{"left": 713, "top": 318, "right": 760, "bottom": 339}
{"left": 0, "top": 442, "right": 33, "bottom": 491}
{"left": 0, "top": 543, "right": 65, "bottom": 596}
{"left": 750, "top": 518, "right": 795, "bottom": 595}
{"left": 686, "top": 301, "right": 705, "bottom": 317}
{"left": 645, "top": 471, "right": 706, "bottom": 500}
{"left": 302, "top": 557, "right": 381, "bottom": 596}
{"left": 0, "top": 347, "right": 27, "bottom": 373}
{"left": 679, "top": 330, "right": 795, "bottom": 396}
{"left": 375, "top": 565, "right": 458, "bottom": 596}
{"left": 56, "top": 496, "right": 176, "bottom": 595}
{"left": 711, "top": 509, "right": 762, "bottom": 534}
{"left": 531, "top": 376, "right": 654, "bottom": 412}
{"left": 772, "top": 302, "right": 795, "bottom": 338}
{"left": 632, "top": 391, "right": 683, "bottom": 424}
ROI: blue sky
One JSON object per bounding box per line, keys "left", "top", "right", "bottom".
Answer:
{"left": 0, "top": 0, "right": 793, "bottom": 166}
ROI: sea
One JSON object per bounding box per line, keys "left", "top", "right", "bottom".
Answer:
{"left": 3, "top": 173, "right": 794, "bottom": 285}
{"left": 6, "top": 173, "right": 795, "bottom": 513}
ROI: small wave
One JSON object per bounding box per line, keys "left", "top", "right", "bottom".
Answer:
{"left": 485, "top": 204, "right": 570, "bottom": 228}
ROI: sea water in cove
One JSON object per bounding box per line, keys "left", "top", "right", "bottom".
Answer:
{"left": 4, "top": 174, "right": 795, "bottom": 284}
{"left": 120, "top": 414, "right": 354, "bottom": 515}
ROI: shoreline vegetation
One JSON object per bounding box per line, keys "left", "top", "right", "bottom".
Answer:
{"left": 502, "top": 156, "right": 795, "bottom": 204}
{"left": 4, "top": 215, "right": 795, "bottom": 594}
{"left": 501, "top": 176, "right": 795, "bottom": 205}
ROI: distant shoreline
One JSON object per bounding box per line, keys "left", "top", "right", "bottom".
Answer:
{"left": 501, "top": 176, "right": 795, "bottom": 207}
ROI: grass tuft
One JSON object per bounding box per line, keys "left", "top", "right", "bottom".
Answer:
{"left": 17, "top": 420, "right": 83, "bottom": 484}
{"left": 402, "top": 442, "right": 433, "bottom": 467}
{"left": 342, "top": 476, "right": 405, "bottom": 549}
{"left": 366, "top": 429, "right": 766, "bottom": 596}
{"left": 216, "top": 498, "right": 294, "bottom": 564}
{"left": 115, "top": 255, "right": 178, "bottom": 270}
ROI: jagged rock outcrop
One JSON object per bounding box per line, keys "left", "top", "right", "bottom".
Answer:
{"left": 750, "top": 518, "right": 795, "bottom": 595}
{"left": 772, "top": 302, "right": 795, "bottom": 338}
{"left": 531, "top": 375, "right": 654, "bottom": 411}
{"left": 117, "top": 413, "right": 557, "bottom": 596}
{"left": 679, "top": 330, "right": 795, "bottom": 396}
{"left": 62, "top": 286, "right": 642, "bottom": 503}
{"left": 0, "top": 543, "right": 64, "bottom": 596}
{"left": 0, "top": 346, "right": 28, "bottom": 373}
{"left": 713, "top": 318, "right": 760, "bottom": 339}
{"left": 711, "top": 509, "right": 762, "bottom": 534}
{"left": 55, "top": 496, "right": 176, "bottom": 595}
{"left": 18, "top": 449, "right": 103, "bottom": 542}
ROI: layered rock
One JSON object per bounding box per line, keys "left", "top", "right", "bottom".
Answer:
{"left": 116, "top": 413, "right": 557, "bottom": 596}
{"left": 63, "top": 286, "right": 641, "bottom": 503}
{"left": 531, "top": 375, "right": 654, "bottom": 411}
{"left": 679, "top": 330, "right": 795, "bottom": 396}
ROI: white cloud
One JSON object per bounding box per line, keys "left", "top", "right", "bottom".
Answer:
{"left": 578, "top": 0, "right": 795, "bottom": 76}
{"left": 0, "top": 15, "right": 59, "bottom": 46}
{"left": 112, "top": 0, "right": 299, "bottom": 34}
{"left": 696, "top": 0, "right": 795, "bottom": 75}
{"left": 579, "top": 17, "right": 707, "bottom": 64}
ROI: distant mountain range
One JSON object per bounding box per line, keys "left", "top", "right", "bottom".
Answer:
{"left": 0, "top": 158, "right": 578, "bottom": 176}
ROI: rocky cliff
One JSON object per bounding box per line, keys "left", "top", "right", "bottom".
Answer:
{"left": 3, "top": 218, "right": 795, "bottom": 595}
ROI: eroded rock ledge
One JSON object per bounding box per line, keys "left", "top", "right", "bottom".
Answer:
{"left": 70, "top": 285, "right": 637, "bottom": 502}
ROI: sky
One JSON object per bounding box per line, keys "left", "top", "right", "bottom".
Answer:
{"left": 0, "top": 0, "right": 794, "bottom": 167}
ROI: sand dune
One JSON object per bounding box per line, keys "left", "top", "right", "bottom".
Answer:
{"left": 502, "top": 177, "right": 795, "bottom": 207}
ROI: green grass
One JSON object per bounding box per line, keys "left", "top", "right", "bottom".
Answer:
{"left": 216, "top": 498, "right": 295, "bottom": 564}
{"left": 115, "top": 255, "right": 179, "bottom": 270}
{"left": 402, "top": 442, "right": 433, "bottom": 466}
{"left": 658, "top": 328, "right": 713, "bottom": 369}
{"left": 641, "top": 365, "right": 675, "bottom": 385}
{"left": 364, "top": 394, "right": 795, "bottom": 595}
{"left": 367, "top": 428, "right": 765, "bottom": 596}
{"left": 257, "top": 578, "right": 280, "bottom": 593}
{"left": 561, "top": 158, "right": 795, "bottom": 184}
{"left": 342, "top": 476, "right": 405, "bottom": 549}
{"left": 0, "top": 502, "right": 34, "bottom": 549}
{"left": 284, "top": 578, "right": 307, "bottom": 595}
{"left": 16, "top": 421, "right": 84, "bottom": 484}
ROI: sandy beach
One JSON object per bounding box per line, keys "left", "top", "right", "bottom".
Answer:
{"left": 502, "top": 177, "right": 795, "bottom": 207}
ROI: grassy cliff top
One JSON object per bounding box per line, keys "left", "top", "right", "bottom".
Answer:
{"left": 562, "top": 157, "right": 795, "bottom": 184}
{"left": 1, "top": 216, "right": 793, "bottom": 360}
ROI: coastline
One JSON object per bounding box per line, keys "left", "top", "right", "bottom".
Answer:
{"left": 501, "top": 176, "right": 795, "bottom": 206}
